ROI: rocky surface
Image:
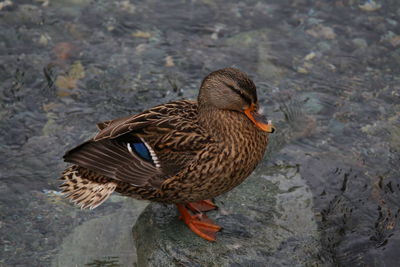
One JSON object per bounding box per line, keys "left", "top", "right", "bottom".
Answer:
{"left": 52, "top": 197, "right": 147, "bottom": 267}
{"left": 133, "top": 165, "right": 326, "bottom": 267}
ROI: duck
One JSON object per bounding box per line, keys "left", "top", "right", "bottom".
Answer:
{"left": 60, "top": 67, "right": 274, "bottom": 241}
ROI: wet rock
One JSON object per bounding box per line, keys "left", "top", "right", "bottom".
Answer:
{"left": 131, "top": 30, "right": 152, "bottom": 39}
{"left": 115, "top": 0, "right": 136, "bottom": 14}
{"left": 49, "top": 0, "right": 92, "bottom": 16}
{"left": 306, "top": 25, "right": 336, "bottom": 40}
{"left": 225, "top": 29, "right": 283, "bottom": 80}
{"left": 352, "top": 38, "right": 368, "bottom": 48}
{"left": 359, "top": 0, "right": 382, "bottom": 12}
{"left": 316, "top": 41, "right": 332, "bottom": 52}
{"left": 52, "top": 197, "right": 147, "bottom": 267}
{"left": 0, "top": 0, "right": 12, "bottom": 11}
{"left": 133, "top": 165, "right": 326, "bottom": 267}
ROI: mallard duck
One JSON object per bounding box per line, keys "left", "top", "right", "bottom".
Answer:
{"left": 60, "top": 68, "right": 274, "bottom": 241}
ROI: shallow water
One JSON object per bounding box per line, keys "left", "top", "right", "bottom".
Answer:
{"left": 0, "top": 0, "right": 399, "bottom": 266}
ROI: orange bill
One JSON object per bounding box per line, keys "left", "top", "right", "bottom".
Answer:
{"left": 244, "top": 105, "right": 275, "bottom": 133}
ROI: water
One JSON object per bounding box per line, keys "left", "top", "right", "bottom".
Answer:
{"left": 0, "top": 0, "right": 399, "bottom": 266}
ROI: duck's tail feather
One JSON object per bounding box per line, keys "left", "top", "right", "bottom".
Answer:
{"left": 59, "top": 165, "right": 117, "bottom": 209}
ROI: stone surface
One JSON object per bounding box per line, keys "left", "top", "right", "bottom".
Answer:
{"left": 133, "top": 165, "right": 326, "bottom": 267}
{"left": 52, "top": 197, "right": 147, "bottom": 267}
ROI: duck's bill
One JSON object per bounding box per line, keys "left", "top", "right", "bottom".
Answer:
{"left": 244, "top": 107, "right": 275, "bottom": 133}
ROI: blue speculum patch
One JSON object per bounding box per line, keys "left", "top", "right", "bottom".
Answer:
{"left": 130, "top": 142, "right": 152, "bottom": 162}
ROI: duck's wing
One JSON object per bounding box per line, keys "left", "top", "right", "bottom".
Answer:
{"left": 63, "top": 100, "right": 213, "bottom": 188}
{"left": 96, "top": 120, "right": 112, "bottom": 130}
{"left": 93, "top": 100, "right": 198, "bottom": 141}
{"left": 63, "top": 136, "right": 161, "bottom": 187}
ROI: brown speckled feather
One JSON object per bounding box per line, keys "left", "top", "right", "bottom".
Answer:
{"left": 93, "top": 100, "right": 198, "bottom": 141}
{"left": 156, "top": 108, "right": 268, "bottom": 203}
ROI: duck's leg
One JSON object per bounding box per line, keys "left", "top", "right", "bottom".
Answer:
{"left": 186, "top": 199, "right": 217, "bottom": 212}
{"left": 177, "top": 204, "right": 222, "bottom": 241}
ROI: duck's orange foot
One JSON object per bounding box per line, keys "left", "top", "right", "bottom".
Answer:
{"left": 177, "top": 203, "right": 221, "bottom": 242}
{"left": 187, "top": 199, "right": 218, "bottom": 212}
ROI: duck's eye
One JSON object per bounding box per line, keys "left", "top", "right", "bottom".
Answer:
{"left": 223, "top": 82, "right": 250, "bottom": 102}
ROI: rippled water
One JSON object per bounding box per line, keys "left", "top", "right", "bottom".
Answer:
{"left": 1, "top": 0, "right": 399, "bottom": 266}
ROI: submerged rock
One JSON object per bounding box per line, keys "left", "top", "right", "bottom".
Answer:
{"left": 133, "top": 164, "right": 326, "bottom": 267}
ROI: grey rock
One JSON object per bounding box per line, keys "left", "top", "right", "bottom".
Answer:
{"left": 352, "top": 38, "right": 368, "bottom": 48}
{"left": 133, "top": 165, "right": 326, "bottom": 267}
{"left": 52, "top": 197, "right": 148, "bottom": 267}
{"left": 225, "top": 29, "right": 283, "bottom": 80}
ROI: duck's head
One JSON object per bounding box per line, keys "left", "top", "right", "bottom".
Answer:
{"left": 198, "top": 68, "right": 274, "bottom": 133}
